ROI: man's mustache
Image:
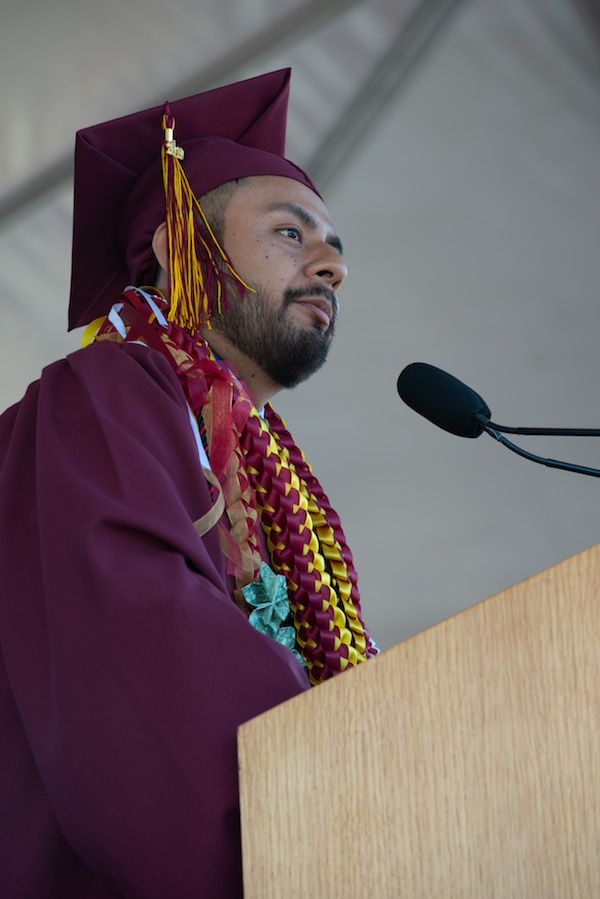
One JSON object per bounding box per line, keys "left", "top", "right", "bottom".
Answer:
{"left": 283, "top": 284, "right": 339, "bottom": 319}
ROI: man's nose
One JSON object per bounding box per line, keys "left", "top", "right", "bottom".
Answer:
{"left": 304, "top": 243, "right": 347, "bottom": 292}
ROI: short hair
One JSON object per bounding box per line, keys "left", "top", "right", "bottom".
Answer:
{"left": 198, "top": 177, "right": 248, "bottom": 243}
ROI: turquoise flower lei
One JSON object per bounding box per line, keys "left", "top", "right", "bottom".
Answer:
{"left": 242, "top": 562, "right": 306, "bottom": 667}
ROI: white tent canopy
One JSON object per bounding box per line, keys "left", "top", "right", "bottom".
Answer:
{"left": 2, "top": 0, "right": 599, "bottom": 649}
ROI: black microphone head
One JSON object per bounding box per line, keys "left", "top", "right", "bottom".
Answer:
{"left": 397, "top": 362, "right": 491, "bottom": 438}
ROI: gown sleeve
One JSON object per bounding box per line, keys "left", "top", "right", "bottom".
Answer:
{"left": 0, "top": 339, "right": 309, "bottom": 898}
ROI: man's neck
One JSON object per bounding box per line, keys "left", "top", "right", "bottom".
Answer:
{"left": 200, "top": 329, "right": 281, "bottom": 409}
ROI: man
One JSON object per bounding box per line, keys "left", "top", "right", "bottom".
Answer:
{"left": 0, "top": 69, "right": 376, "bottom": 897}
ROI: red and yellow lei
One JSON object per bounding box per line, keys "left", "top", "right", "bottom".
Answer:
{"left": 87, "top": 287, "right": 378, "bottom": 684}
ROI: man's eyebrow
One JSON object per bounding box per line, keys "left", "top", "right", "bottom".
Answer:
{"left": 265, "top": 202, "right": 344, "bottom": 256}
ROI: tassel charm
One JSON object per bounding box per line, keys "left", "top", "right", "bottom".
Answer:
{"left": 164, "top": 117, "right": 184, "bottom": 160}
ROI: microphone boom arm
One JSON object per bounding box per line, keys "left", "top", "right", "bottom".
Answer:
{"left": 474, "top": 414, "right": 600, "bottom": 438}
{"left": 482, "top": 424, "right": 600, "bottom": 479}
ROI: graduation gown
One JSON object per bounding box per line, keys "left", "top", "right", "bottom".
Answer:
{"left": 0, "top": 339, "right": 309, "bottom": 898}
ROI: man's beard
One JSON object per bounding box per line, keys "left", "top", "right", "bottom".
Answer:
{"left": 210, "top": 282, "right": 338, "bottom": 389}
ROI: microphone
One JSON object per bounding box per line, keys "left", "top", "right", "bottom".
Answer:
{"left": 396, "top": 362, "right": 490, "bottom": 438}
{"left": 397, "top": 362, "right": 600, "bottom": 479}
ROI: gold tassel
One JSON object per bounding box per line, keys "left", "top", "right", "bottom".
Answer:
{"left": 161, "top": 107, "right": 253, "bottom": 331}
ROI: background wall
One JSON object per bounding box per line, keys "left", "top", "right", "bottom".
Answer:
{"left": 2, "top": 0, "right": 600, "bottom": 649}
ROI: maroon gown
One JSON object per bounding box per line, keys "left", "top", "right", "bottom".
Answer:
{"left": 0, "top": 338, "right": 309, "bottom": 898}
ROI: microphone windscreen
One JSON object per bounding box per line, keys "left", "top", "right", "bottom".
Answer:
{"left": 397, "top": 362, "right": 491, "bottom": 438}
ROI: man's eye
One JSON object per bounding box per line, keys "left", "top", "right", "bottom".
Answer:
{"left": 280, "top": 227, "right": 301, "bottom": 241}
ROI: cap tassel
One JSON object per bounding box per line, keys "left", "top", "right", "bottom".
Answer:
{"left": 161, "top": 105, "right": 253, "bottom": 330}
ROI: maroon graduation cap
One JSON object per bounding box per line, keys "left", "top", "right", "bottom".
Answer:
{"left": 69, "top": 68, "right": 318, "bottom": 330}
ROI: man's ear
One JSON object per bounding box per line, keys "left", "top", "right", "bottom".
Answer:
{"left": 152, "top": 222, "right": 168, "bottom": 275}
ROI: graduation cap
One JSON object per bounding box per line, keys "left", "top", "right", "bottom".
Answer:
{"left": 69, "top": 68, "right": 318, "bottom": 330}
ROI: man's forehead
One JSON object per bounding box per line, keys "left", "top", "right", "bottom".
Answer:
{"left": 234, "top": 175, "right": 327, "bottom": 215}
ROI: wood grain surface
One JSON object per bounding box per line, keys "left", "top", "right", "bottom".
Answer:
{"left": 238, "top": 544, "right": 600, "bottom": 897}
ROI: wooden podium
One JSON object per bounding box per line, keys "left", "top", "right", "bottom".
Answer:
{"left": 238, "top": 544, "right": 600, "bottom": 897}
